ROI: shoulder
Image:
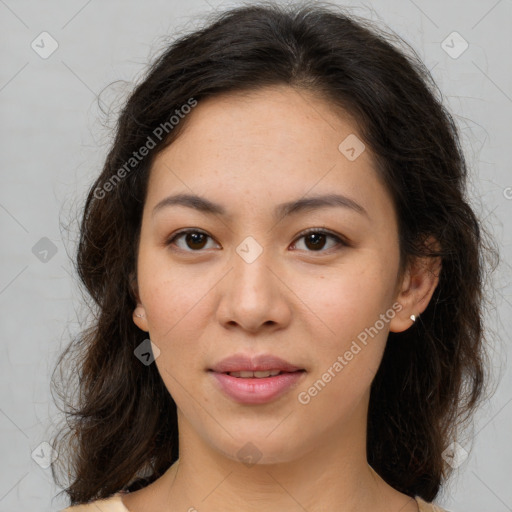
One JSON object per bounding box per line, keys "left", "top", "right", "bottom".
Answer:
{"left": 415, "top": 495, "right": 452, "bottom": 512}
{"left": 59, "top": 493, "right": 128, "bottom": 512}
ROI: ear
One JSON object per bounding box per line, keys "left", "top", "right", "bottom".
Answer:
{"left": 129, "top": 271, "right": 149, "bottom": 333}
{"left": 389, "top": 236, "right": 442, "bottom": 333}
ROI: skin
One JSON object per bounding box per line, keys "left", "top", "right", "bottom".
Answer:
{"left": 126, "top": 84, "right": 441, "bottom": 512}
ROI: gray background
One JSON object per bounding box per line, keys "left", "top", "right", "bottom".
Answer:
{"left": 0, "top": 0, "right": 511, "bottom": 511}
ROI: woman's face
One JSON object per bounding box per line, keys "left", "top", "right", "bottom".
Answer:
{"left": 133, "top": 85, "right": 407, "bottom": 464}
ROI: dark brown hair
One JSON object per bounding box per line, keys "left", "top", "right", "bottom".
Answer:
{"left": 51, "top": 0, "right": 499, "bottom": 505}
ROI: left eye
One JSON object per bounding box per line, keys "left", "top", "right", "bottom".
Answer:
{"left": 291, "top": 229, "right": 346, "bottom": 252}
{"left": 165, "top": 228, "right": 346, "bottom": 253}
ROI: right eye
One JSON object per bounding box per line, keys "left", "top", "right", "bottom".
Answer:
{"left": 165, "top": 229, "right": 220, "bottom": 252}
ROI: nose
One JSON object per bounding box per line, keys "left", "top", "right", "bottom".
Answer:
{"left": 215, "top": 246, "right": 292, "bottom": 334}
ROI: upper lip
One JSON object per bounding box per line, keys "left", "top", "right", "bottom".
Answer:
{"left": 209, "top": 354, "right": 304, "bottom": 373}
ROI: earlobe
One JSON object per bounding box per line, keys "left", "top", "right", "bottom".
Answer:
{"left": 133, "top": 305, "right": 149, "bottom": 332}
{"left": 129, "top": 272, "right": 149, "bottom": 331}
{"left": 129, "top": 271, "right": 149, "bottom": 331}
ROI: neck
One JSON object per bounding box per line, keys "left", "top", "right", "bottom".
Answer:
{"left": 157, "top": 416, "right": 385, "bottom": 512}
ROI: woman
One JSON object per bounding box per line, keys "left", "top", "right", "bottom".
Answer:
{"left": 52, "top": 2, "right": 496, "bottom": 511}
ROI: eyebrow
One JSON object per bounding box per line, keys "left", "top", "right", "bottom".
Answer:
{"left": 152, "top": 192, "right": 368, "bottom": 220}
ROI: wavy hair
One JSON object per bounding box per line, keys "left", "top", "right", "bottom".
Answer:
{"left": 51, "top": 1, "right": 498, "bottom": 505}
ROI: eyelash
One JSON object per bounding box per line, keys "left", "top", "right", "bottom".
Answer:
{"left": 165, "top": 227, "right": 349, "bottom": 254}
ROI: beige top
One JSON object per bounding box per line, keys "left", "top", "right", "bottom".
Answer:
{"left": 61, "top": 492, "right": 450, "bottom": 512}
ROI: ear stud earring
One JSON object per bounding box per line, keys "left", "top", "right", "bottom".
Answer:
{"left": 134, "top": 307, "right": 145, "bottom": 318}
{"left": 410, "top": 314, "right": 416, "bottom": 322}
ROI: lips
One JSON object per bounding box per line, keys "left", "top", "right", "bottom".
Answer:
{"left": 208, "top": 353, "right": 306, "bottom": 404}
{"left": 209, "top": 353, "right": 304, "bottom": 373}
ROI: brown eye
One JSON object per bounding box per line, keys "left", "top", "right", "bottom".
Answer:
{"left": 166, "top": 230, "right": 218, "bottom": 251}
{"left": 304, "top": 232, "right": 328, "bottom": 251}
{"left": 292, "top": 229, "right": 347, "bottom": 253}
{"left": 183, "top": 232, "right": 208, "bottom": 250}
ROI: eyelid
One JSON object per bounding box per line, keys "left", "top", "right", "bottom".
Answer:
{"left": 165, "top": 227, "right": 350, "bottom": 253}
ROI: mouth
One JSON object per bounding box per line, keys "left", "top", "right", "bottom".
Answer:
{"left": 207, "top": 353, "right": 307, "bottom": 404}
{"left": 208, "top": 367, "right": 306, "bottom": 404}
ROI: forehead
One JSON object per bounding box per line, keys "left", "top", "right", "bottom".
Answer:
{"left": 146, "top": 85, "right": 394, "bottom": 225}
{"left": 160, "top": 85, "right": 364, "bottom": 161}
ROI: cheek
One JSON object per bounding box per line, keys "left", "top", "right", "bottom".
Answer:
{"left": 302, "top": 260, "right": 394, "bottom": 346}
{"left": 296, "top": 259, "right": 395, "bottom": 399}
{"left": 294, "top": 275, "right": 390, "bottom": 422}
{"left": 136, "top": 251, "right": 216, "bottom": 392}
{"left": 138, "top": 249, "right": 215, "bottom": 339}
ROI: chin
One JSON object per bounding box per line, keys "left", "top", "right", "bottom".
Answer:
{"left": 202, "top": 425, "right": 311, "bottom": 467}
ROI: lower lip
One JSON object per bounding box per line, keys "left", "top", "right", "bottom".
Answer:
{"left": 209, "top": 371, "right": 306, "bottom": 404}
